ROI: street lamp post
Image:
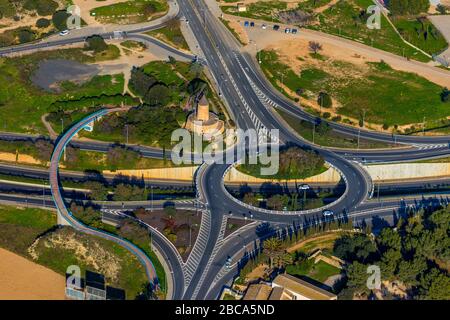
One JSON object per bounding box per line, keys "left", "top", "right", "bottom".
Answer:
{"left": 151, "top": 186, "right": 154, "bottom": 212}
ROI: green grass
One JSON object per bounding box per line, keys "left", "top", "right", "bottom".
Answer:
{"left": 0, "top": 206, "right": 56, "bottom": 229}
{"left": 146, "top": 21, "right": 190, "bottom": 51}
{"left": 286, "top": 259, "right": 341, "bottom": 283}
{"left": 0, "top": 49, "right": 125, "bottom": 134}
{"left": 91, "top": 0, "right": 168, "bottom": 24}
{"left": 307, "top": 0, "right": 434, "bottom": 62}
{"left": 259, "top": 49, "right": 448, "bottom": 127}
{"left": 392, "top": 17, "right": 448, "bottom": 56}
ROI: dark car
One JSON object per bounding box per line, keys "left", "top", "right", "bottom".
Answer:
{"left": 292, "top": 28, "right": 298, "bottom": 34}
{"left": 273, "top": 25, "right": 280, "bottom": 31}
{"left": 250, "top": 21, "right": 255, "bottom": 27}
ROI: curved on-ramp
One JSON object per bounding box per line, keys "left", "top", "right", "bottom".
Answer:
{"left": 49, "top": 109, "right": 161, "bottom": 293}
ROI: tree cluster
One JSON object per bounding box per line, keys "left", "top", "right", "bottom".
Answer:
{"left": 336, "top": 206, "right": 450, "bottom": 299}
{"left": 388, "top": 0, "right": 430, "bottom": 16}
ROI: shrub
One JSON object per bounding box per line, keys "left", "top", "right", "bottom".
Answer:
{"left": 317, "top": 92, "right": 332, "bottom": 108}
{"left": 85, "top": 35, "right": 108, "bottom": 52}
{"left": 322, "top": 112, "right": 331, "bottom": 119}
{"left": 36, "top": 18, "right": 51, "bottom": 28}
{"left": 17, "top": 29, "right": 35, "bottom": 44}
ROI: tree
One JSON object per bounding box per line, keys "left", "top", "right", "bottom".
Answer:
{"left": 35, "top": 139, "right": 53, "bottom": 162}
{"left": 36, "top": 18, "right": 51, "bottom": 28}
{"left": 377, "top": 227, "right": 402, "bottom": 251}
{"left": 266, "top": 194, "right": 288, "bottom": 210}
{"left": 389, "top": 0, "right": 430, "bottom": 15}
{"left": 144, "top": 84, "right": 170, "bottom": 106}
{"left": 440, "top": 87, "right": 449, "bottom": 103}
{"left": 36, "top": 0, "right": 58, "bottom": 16}
{"left": 17, "top": 28, "right": 35, "bottom": 43}
{"left": 86, "top": 35, "right": 108, "bottom": 53}
{"left": 113, "top": 183, "right": 133, "bottom": 201}
{"left": 436, "top": 4, "right": 447, "bottom": 14}
{"left": 396, "top": 257, "right": 427, "bottom": 287}
{"left": 129, "top": 67, "right": 157, "bottom": 97}
{"left": 85, "top": 181, "right": 109, "bottom": 201}
{"left": 308, "top": 41, "right": 322, "bottom": 54}
{"left": 379, "top": 249, "right": 402, "bottom": 281}
{"left": 333, "top": 234, "right": 377, "bottom": 263}
{"left": 106, "top": 145, "right": 141, "bottom": 169}
{"left": 263, "top": 237, "right": 284, "bottom": 268}
{"left": 346, "top": 261, "right": 371, "bottom": 295}
{"left": 52, "top": 10, "right": 70, "bottom": 31}
{"left": 243, "top": 193, "right": 259, "bottom": 206}
{"left": 317, "top": 92, "right": 332, "bottom": 109}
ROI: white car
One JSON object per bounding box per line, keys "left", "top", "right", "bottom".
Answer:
{"left": 59, "top": 30, "right": 70, "bottom": 36}
{"left": 261, "top": 24, "right": 267, "bottom": 30}
{"left": 323, "top": 210, "right": 334, "bottom": 217}
{"left": 285, "top": 28, "right": 291, "bottom": 34}
{"left": 298, "top": 184, "right": 310, "bottom": 190}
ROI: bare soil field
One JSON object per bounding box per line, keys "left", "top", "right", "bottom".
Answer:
{"left": 0, "top": 248, "right": 65, "bottom": 300}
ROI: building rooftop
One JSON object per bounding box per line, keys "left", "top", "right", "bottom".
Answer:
{"left": 273, "top": 274, "right": 337, "bottom": 300}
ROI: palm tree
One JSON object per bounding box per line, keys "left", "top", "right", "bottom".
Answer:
{"left": 263, "top": 237, "right": 283, "bottom": 268}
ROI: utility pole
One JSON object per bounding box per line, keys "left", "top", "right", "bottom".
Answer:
{"left": 125, "top": 124, "right": 129, "bottom": 144}
{"left": 42, "top": 180, "right": 45, "bottom": 208}
{"left": 422, "top": 116, "right": 426, "bottom": 136}
{"left": 150, "top": 186, "right": 154, "bottom": 212}
{"left": 312, "top": 122, "right": 316, "bottom": 144}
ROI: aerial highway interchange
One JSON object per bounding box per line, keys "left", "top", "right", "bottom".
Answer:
{"left": 0, "top": 0, "right": 449, "bottom": 302}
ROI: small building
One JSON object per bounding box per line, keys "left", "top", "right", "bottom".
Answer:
{"left": 243, "top": 283, "right": 273, "bottom": 300}
{"left": 185, "top": 95, "right": 224, "bottom": 140}
{"left": 272, "top": 274, "right": 337, "bottom": 300}
{"left": 237, "top": 3, "right": 247, "bottom": 12}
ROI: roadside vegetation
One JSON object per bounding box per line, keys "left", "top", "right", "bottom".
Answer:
{"left": 146, "top": 19, "right": 190, "bottom": 51}
{"left": 0, "top": 204, "right": 152, "bottom": 299}
{"left": 90, "top": 0, "right": 168, "bottom": 25}
{"left": 237, "top": 145, "right": 327, "bottom": 180}
{"left": 69, "top": 202, "right": 167, "bottom": 296}
{"left": 259, "top": 49, "right": 449, "bottom": 130}
{"left": 336, "top": 206, "right": 450, "bottom": 300}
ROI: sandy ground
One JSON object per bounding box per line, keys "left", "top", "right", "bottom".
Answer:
{"left": 72, "top": 0, "right": 131, "bottom": 25}
{"left": 0, "top": 248, "right": 65, "bottom": 300}
{"left": 237, "top": 18, "right": 450, "bottom": 88}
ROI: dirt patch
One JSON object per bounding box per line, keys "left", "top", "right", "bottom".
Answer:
{"left": 286, "top": 232, "right": 342, "bottom": 253}
{"left": 0, "top": 247, "right": 65, "bottom": 300}
{"left": 72, "top": 0, "right": 131, "bottom": 25}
